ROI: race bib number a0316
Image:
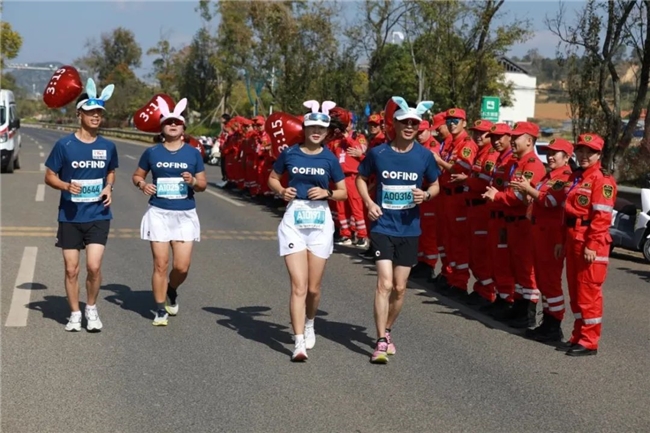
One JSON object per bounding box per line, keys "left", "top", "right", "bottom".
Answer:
{"left": 156, "top": 177, "right": 188, "bottom": 200}
{"left": 71, "top": 178, "right": 103, "bottom": 203}
{"left": 381, "top": 183, "right": 415, "bottom": 210}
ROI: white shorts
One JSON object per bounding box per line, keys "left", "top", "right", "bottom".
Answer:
{"left": 140, "top": 205, "right": 201, "bottom": 242}
{"left": 278, "top": 199, "right": 334, "bottom": 259}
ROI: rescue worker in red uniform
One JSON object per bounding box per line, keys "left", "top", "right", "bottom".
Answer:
{"left": 218, "top": 113, "right": 232, "bottom": 182}
{"left": 483, "top": 122, "right": 546, "bottom": 328}
{"left": 237, "top": 118, "right": 253, "bottom": 190}
{"left": 249, "top": 115, "right": 268, "bottom": 197}
{"left": 412, "top": 120, "right": 441, "bottom": 280}
{"left": 324, "top": 107, "right": 353, "bottom": 240}
{"left": 431, "top": 113, "right": 452, "bottom": 285}
{"left": 222, "top": 117, "right": 242, "bottom": 188}
{"left": 433, "top": 108, "right": 477, "bottom": 298}
{"left": 480, "top": 123, "right": 516, "bottom": 315}
{"left": 510, "top": 138, "right": 574, "bottom": 342}
{"left": 243, "top": 118, "right": 260, "bottom": 195}
{"left": 555, "top": 134, "right": 616, "bottom": 356}
{"left": 454, "top": 119, "right": 498, "bottom": 307}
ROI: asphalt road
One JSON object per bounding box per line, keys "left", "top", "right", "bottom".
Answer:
{"left": 1, "top": 126, "right": 649, "bottom": 433}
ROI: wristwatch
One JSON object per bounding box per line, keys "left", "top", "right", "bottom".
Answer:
{"left": 327, "top": 189, "right": 333, "bottom": 198}
{"left": 424, "top": 191, "right": 431, "bottom": 201}
{"left": 107, "top": 182, "right": 114, "bottom": 191}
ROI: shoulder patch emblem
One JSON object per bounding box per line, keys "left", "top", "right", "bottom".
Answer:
{"left": 552, "top": 181, "right": 565, "bottom": 190}
{"left": 602, "top": 184, "right": 614, "bottom": 199}
{"left": 581, "top": 182, "right": 591, "bottom": 188}
{"left": 528, "top": 157, "right": 536, "bottom": 163}
{"left": 577, "top": 194, "right": 589, "bottom": 206}
{"left": 485, "top": 161, "right": 495, "bottom": 172}
{"left": 495, "top": 178, "right": 504, "bottom": 186}
{"left": 461, "top": 147, "right": 472, "bottom": 158}
{"left": 523, "top": 170, "right": 534, "bottom": 180}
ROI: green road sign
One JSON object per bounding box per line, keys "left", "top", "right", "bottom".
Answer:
{"left": 481, "top": 96, "right": 500, "bottom": 122}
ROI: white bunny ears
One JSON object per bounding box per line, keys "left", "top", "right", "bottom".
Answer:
{"left": 303, "top": 100, "right": 336, "bottom": 127}
{"left": 157, "top": 96, "right": 188, "bottom": 125}
{"left": 392, "top": 96, "right": 434, "bottom": 122}
{"left": 76, "top": 78, "right": 115, "bottom": 111}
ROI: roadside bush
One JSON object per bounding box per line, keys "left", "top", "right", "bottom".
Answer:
{"left": 616, "top": 145, "right": 650, "bottom": 187}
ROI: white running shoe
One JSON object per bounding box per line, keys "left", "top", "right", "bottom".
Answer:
{"left": 305, "top": 325, "right": 316, "bottom": 350}
{"left": 85, "top": 307, "right": 103, "bottom": 332}
{"left": 152, "top": 309, "right": 169, "bottom": 326}
{"left": 65, "top": 312, "right": 82, "bottom": 332}
{"left": 165, "top": 297, "right": 179, "bottom": 316}
{"left": 291, "top": 340, "right": 308, "bottom": 362}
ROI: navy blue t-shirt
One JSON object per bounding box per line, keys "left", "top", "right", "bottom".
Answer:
{"left": 45, "top": 133, "right": 119, "bottom": 223}
{"left": 272, "top": 145, "right": 345, "bottom": 200}
{"left": 358, "top": 142, "right": 440, "bottom": 237}
{"left": 138, "top": 143, "right": 205, "bottom": 211}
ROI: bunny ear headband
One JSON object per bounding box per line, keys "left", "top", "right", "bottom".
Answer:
{"left": 157, "top": 96, "right": 188, "bottom": 125}
{"left": 392, "top": 96, "right": 434, "bottom": 122}
{"left": 76, "top": 78, "right": 115, "bottom": 111}
{"left": 303, "top": 100, "right": 336, "bottom": 127}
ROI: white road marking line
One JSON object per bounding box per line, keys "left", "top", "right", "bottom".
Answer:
{"left": 38, "top": 145, "right": 43, "bottom": 150}
{"left": 39, "top": 163, "right": 45, "bottom": 172}
{"left": 39, "top": 152, "right": 45, "bottom": 157}
{"left": 204, "top": 189, "right": 245, "bottom": 207}
{"left": 35, "top": 184, "right": 45, "bottom": 202}
{"left": 5, "top": 247, "right": 39, "bottom": 327}
{"left": 125, "top": 154, "right": 136, "bottom": 160}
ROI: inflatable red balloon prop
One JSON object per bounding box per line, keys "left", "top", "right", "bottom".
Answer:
{"left": 265, "top": 112, "right": 304, "bottom": 159}
{"left": 184, "top": 135, "right": 206, "bottom": 160}
{"left": 383, "top": 98, "right": 399, "bottom": 141}
{"left": 134, "top": 94, "right": 176, "bottom": 133}
{"left": 43, "top": 66, "right": 83, "bottom": 109}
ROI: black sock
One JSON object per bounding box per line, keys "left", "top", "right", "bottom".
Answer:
{"left": 167, "top": 284, "right": 178, "bottom": 304}
{"left": 156, "top": 302, "right": 166, "bottom": 312}
{"left": 377, "top": 337, "right": 387, "bottom": 343}
{"left": 385, "top": 328, "right": 391, "bottom": 333}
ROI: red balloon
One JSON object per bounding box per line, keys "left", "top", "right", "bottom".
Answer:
{"left": 383, "top": 98, "right": 399, "bottom": 141}
{"left": 134, "top": 94, "right": 176, "bottom": 132}
{"left": 264, "top": 112, "right": 304, "bottom": 159}
{"left": 184, "top": 135, "right": 206, "bottom": 160}
{"left": 43, "top": 66, "right": 82, "bottom": 109}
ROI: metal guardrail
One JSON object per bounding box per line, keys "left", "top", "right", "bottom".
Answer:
{"left": 25, "top": 122, "right": 645, "bottom": 206}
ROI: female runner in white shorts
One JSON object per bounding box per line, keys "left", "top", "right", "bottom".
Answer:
{"left": 132, "top": 97, "right": 207, "bottom": 326}
{"left": 268, "top": 100, "right": 348, "bottom": 361}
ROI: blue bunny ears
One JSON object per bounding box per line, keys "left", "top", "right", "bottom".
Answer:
{"left": 76, "top": 78, "right": 115, "bottom": 111}
{"left": 392, "top": 96, "right": 433, "bottom": 121}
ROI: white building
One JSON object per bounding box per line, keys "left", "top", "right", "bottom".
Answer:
{"left": 497, "top": 57, "right": 536, "bottom": 125}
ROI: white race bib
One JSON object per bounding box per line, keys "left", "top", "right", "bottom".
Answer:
{"left": 292, "top": 200, "right": 326, "bottom": 229}
{"left": 156, "top": 177, "right": 188, "bottom": 200}
{"left": 381, "top": 183, "right": 415, "bottom": 210}
{"left": 71, "top": 178, "right": 103, "bottom": 203}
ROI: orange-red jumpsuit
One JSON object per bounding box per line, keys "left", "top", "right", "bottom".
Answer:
{"left": 417, "top": 136, "right": 441, "bottom": 268}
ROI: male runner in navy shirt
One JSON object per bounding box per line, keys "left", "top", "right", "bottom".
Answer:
{"left": 45, "top": 82, "right": 118, "bottom": 332}
{"left": 357, "top": 97, "right": 440, "bottom": 363}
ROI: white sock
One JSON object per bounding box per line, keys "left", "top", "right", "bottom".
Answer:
{"left": 70, "top": 311, "right": 81, "bottom": 318}
{"left": 294, "top": 334, "right": 305, "bottom": 344}
{"left": 305, "top": 319, "right": 314, "bottom": 328}
{"left": 86, "top": 304, "right": 96, "bottom": 310}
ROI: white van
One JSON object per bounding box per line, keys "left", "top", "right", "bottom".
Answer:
{"left": 0, "top": 89, "right": 21, "bottom": 173}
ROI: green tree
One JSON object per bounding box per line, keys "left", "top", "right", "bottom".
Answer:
{"left": 180, "top": 27, "right": 220, "bottom": 117}
{"left": 147, "top": 31, "right": 180, "bottom": 96}
{"left": 78, "top": 27, "right": 142, "bottom": 82}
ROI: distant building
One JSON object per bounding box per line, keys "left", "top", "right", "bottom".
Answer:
{"left": 497, "top": 57, "right": 537, "bottom": 125}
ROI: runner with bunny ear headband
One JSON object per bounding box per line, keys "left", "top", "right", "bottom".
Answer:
{"left": 357, "top": 96, "right": 441, "bottom": 364}
{"left": 43, "top": 77, "right": 119, "bottom": 333}
{"left": 132, "top": 96, "right": 207, "bottom": 326}
{"left": 268, "top": 99, "right": 348, "bottom": 362}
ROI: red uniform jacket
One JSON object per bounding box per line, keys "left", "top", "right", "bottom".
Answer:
{"left": 465, "top": 145, "right": 499, "bottom": 200}
{"left": 487, "top": 149, "right": 515, "bottom": 212}
{"left": 532, "top": 166, "right": 573, "bottom": 223}
{"left": 439, "top": 131, "right": 477, "bottom": 189}
{"left": 331, "top": 134, "right": 366, "bottom": 175}
{"left": 493, "top": 151, "right": 546, "bottom": 217}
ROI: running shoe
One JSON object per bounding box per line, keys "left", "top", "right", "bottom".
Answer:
{"left": 354, "top": 237, "right": 370, "bottom": 249}
{"left": 152, "top": 309, "right": 169, "bottom": 326}
{"left": 305, "top": 324, "right": 316, "bottom": 350}
{"left": 385, "top": 331, "right": 396, "bottom": 355}
{"left": 291, "top": 340, "right": 308, "bottom": 362}
{"left": 370, "top": 340, "right": 389, "bottom": 364}
{"left": 165, "top": 297, "right": 179, "bottom": 316}
{"left": 65, "top": 311, "right": 82, "bottom": 332}
{"left": 85, "top": 306, "right": 103, "bottom": 332}
{"left": 335, "top": 237, "right": 352, "bottom": 246}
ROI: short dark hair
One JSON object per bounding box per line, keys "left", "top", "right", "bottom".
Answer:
{"left": 221, "top": 113, "right": 231, "bottom": 122}
{"left": 75, "top": 93, "right": 89, "bottom": 108}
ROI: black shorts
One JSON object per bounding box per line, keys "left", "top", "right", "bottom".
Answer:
{"left": 55, "top": 220, "right": 110, "bottom": 250}
{"left": 370, "top": 232, "right": 419, "bottom": 267}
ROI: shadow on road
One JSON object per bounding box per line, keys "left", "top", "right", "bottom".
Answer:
{"left": 104, "top": 283, "right": 153, "bottom": 320}
{"left": 26, "top": 293, "right": 69, "bottom": 325}
{"left": 314, "top": 312, "right": 375, "bottom": 357}
{"left": 203, "top": 306, "right": 293, "bottom": 356}
{"left": 617, "top": 267, "right": 650, "bottom": 283}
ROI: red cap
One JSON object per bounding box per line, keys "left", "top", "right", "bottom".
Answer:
{"left": 469, "top": 119, "right": 494, "bottom": 132}
{"left": 545, "top": 138, "right": 574, "bottom": 155}
{"left": 368, "top": 113, "right": 383, "bottom": 124}
{"left": 445, "top": 108, "right": 466, "bottom": 120}
{"left": 576, "top": 133, "right": 604, "bottom": 151}
{"left": 432, "top": 113, "right": 446, "bottom": 129}
{"left": 253, "top": 115, "right": 265, "bottom": 125}
{"left": 418, "top": 120, "right": 430, "bottom": 131}
{"left": 488, "top": 123, "right": 512, "bottom": 135}
{"left": 511, "top": 121, "right": 540, "bottom": 138}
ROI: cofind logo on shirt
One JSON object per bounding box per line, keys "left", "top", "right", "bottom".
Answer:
{"left": 291, "top": 167, "right": 325, "bottom": 175}
{"left": 71, "top": 160, "right": 106, "bottom": 169}
{"left": 156, "top": 162, "right": 188, "bottom": 169}
{"left": 381, "top": 171, "right": 418, "bottom": 181}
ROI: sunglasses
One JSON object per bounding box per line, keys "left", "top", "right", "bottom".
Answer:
{"left": 445, "top": 118, "right": 461, "bottom": 125}
{"left": 305, "top": 113, "right": 331, "bottom": 123}
{"left": 397, "top": 118, "right": 421, "bottom": 128}
{"left": 163, "top": 119, "right": 184, "bottom": 127}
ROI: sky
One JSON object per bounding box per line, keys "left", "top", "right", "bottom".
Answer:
{"left": 4, "top": 0, "right": 586, "bottom": 79}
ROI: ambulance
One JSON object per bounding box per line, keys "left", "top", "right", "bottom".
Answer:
{"left": 0, "top": 89, "right": 21, "bottom": 173}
